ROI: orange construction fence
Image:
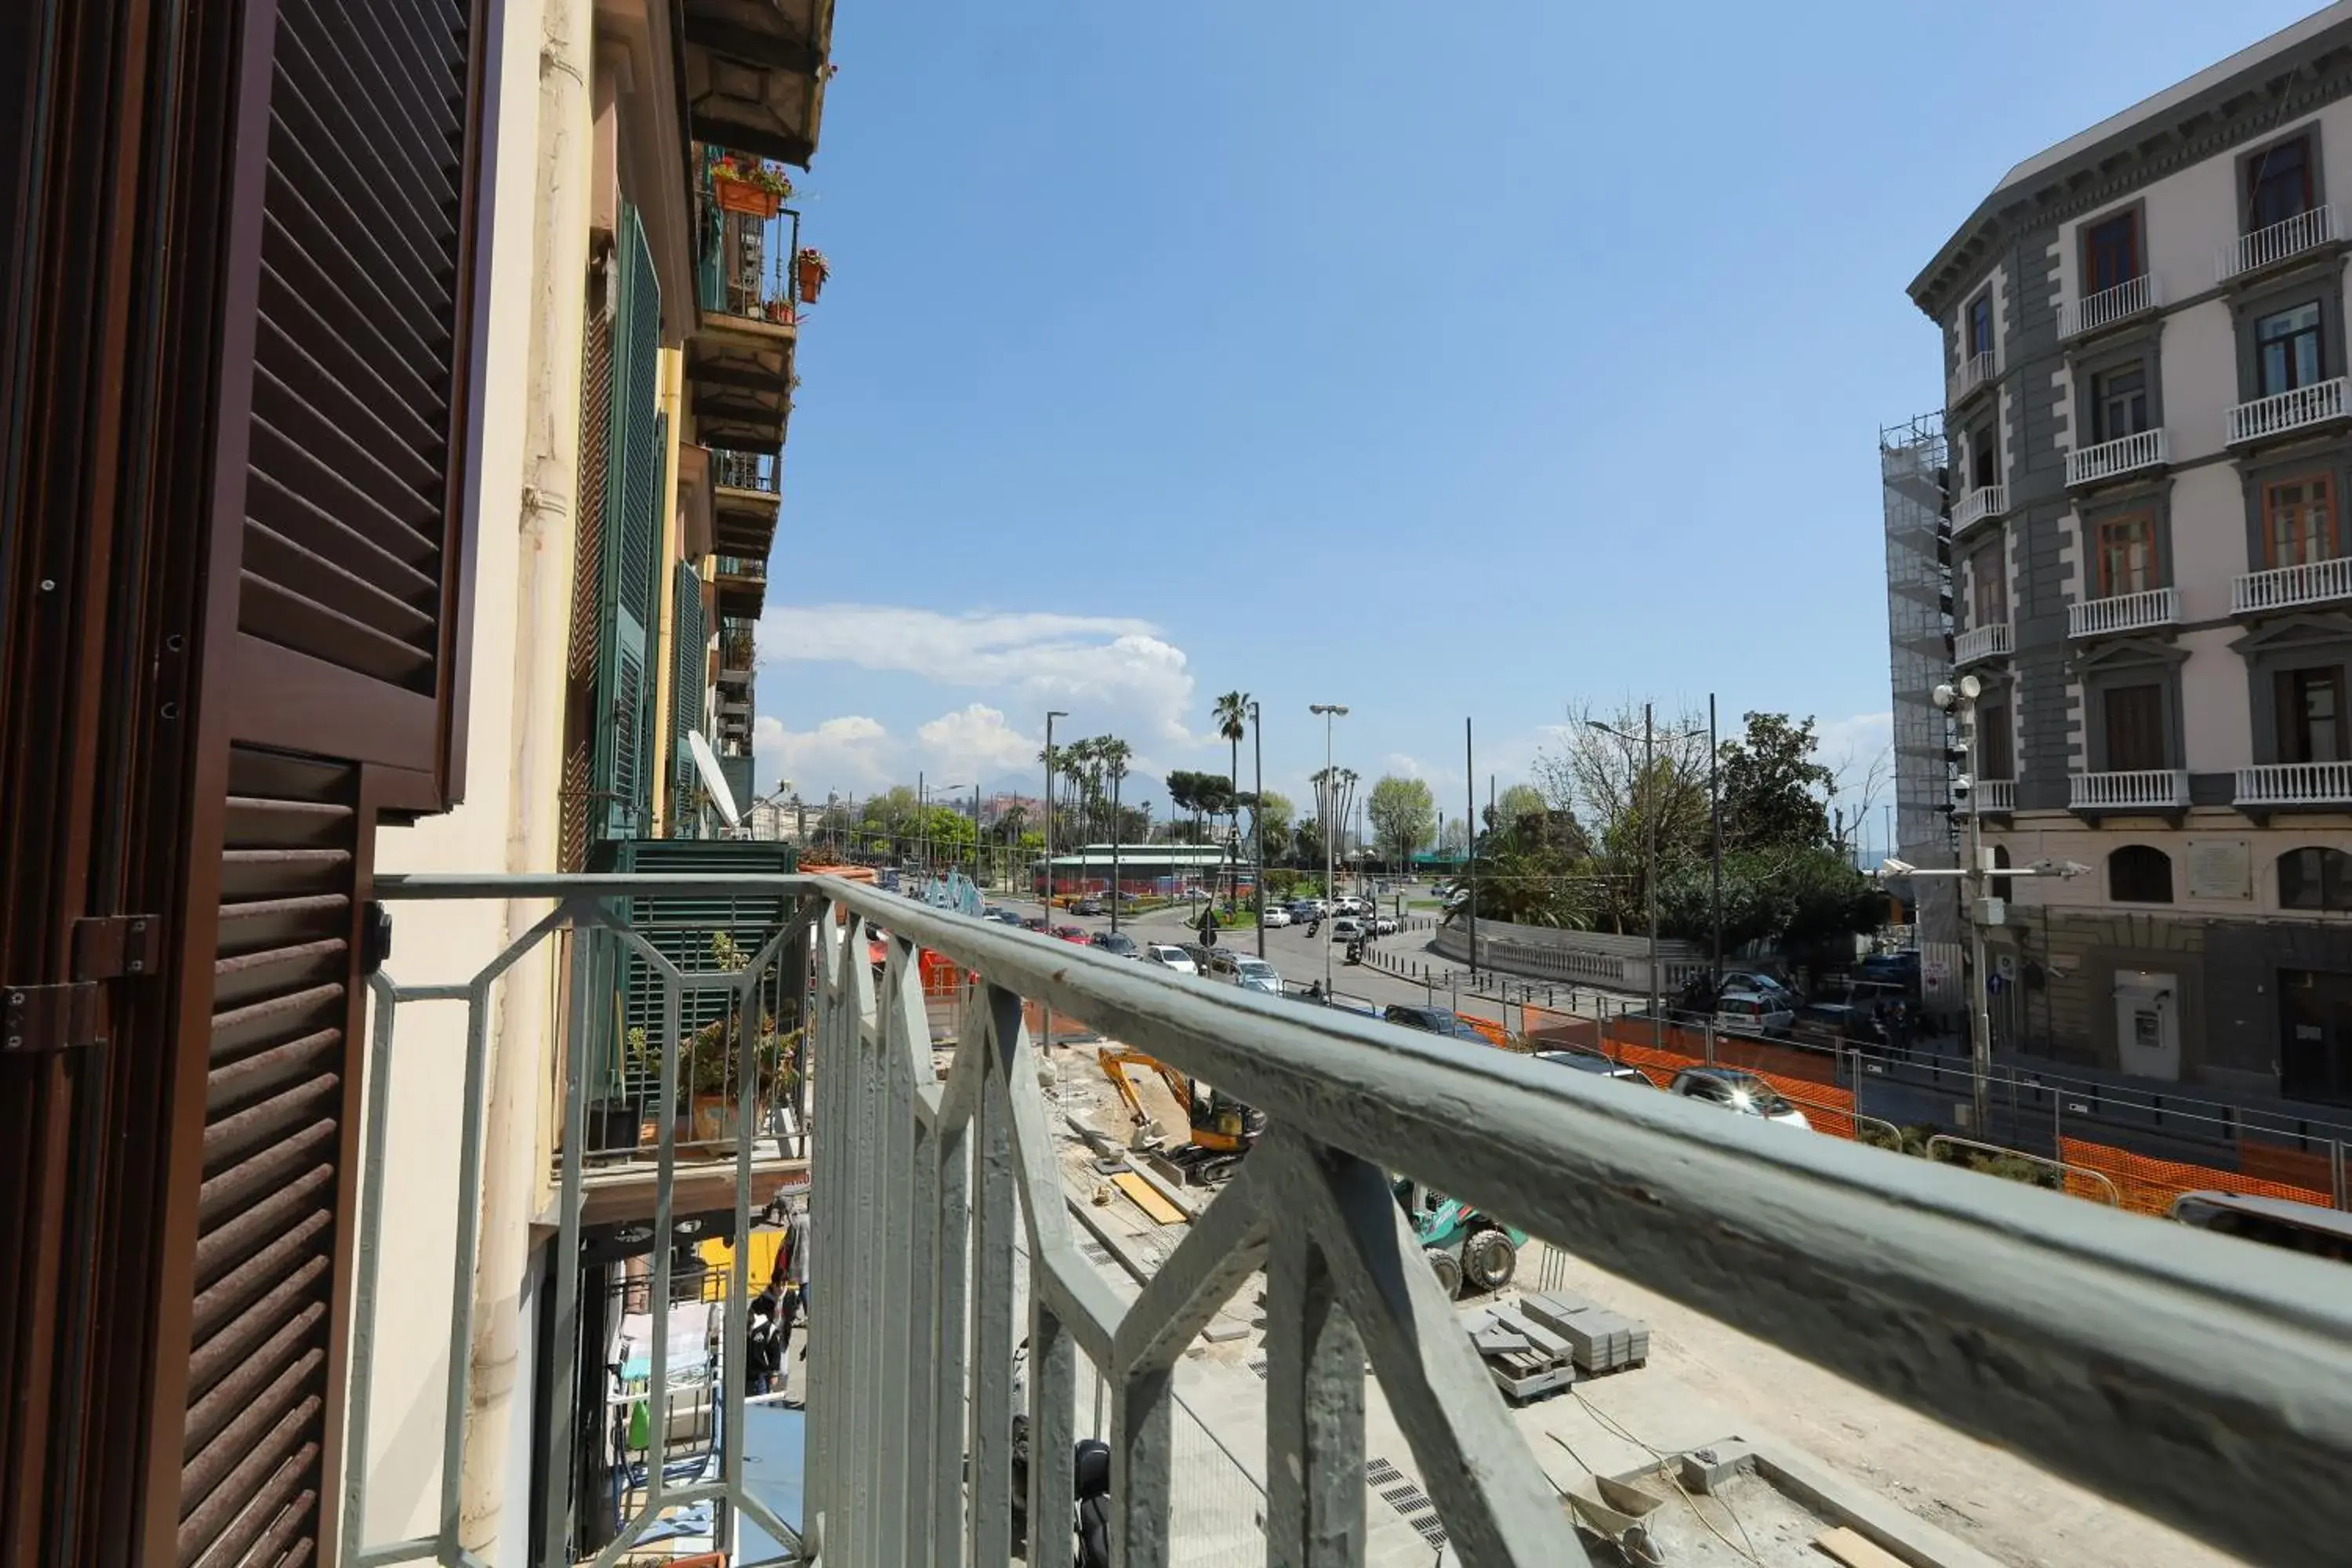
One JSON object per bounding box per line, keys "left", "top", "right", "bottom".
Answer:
{"left": 2060, "top": 1136, "right": 2333, "bottom": 1216}
{"left": 1569, "top": 1027, "right": 1859, "bottom": 1142}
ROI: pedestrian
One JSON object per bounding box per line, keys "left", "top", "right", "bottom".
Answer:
{"left": 746, "top": 1279, "right": 784, "bottom": 1396}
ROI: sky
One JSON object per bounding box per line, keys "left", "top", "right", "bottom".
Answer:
{"left": 751, "top": 0, "right": 2322, "bottom": 841}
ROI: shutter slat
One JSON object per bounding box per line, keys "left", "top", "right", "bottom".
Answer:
{"left": 252, "top": 307, "right": 445, "bottom": 498}
{"left": 195, "top": 1164, "right": 336, "bottom": 1287}
{"left": 197, "top": 1121, "right": 338, "bottom": 1232}
{"left": 180, "top": 1432, "right": 319, "bottom": 1568}
{"left": 275, "top": 3, "right": 459, "bottom": 252}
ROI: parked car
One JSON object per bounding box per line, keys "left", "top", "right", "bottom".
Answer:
{"left": 1793, "top": 1001, "right": 1870, "bottom": 1045}
{"left": 1719, "top": 969, "right": 1798, "bottom": 1005}
{"left": 1332, "top": 916, "right": 1364, "bottom": 941}
{"left": 1021, "top": 914, "right": 1050, "bottom": 931}
{"left": 1260, "top": 906, "right": 1292, "bottom": 928}
{"left": 981, "top": 904, "right": 1008, "bottom": 920}
{"left": 1715, "top": 989, "right": 1795, "bottom": 1037}
{"left": 1668, "top": 1067, "right": 1810, "bottom": 1128}
{"left": 1089, "top": 931, "right": 1139, "bottom": 957}
{"left": 990, "top": 910, "right": 1028, "bottom": 927}
{"left": 1142, "top": 944, "right": 1198, "bottom": 976}
{"left": 1381, "top": 1004, "right": 1490, "bottom": 1042}
{"left": 1374, "top": 913, "right": 1399, "bottom": 935}
{"left": 1073, "top": 896, "right": 1104, "bottom": 916}
{"left": 1227, "top": 956, "right": 1283, "bottom": 995}
{"left": 1534, "top": 1049, "right": 1651, "bottom": 1086}
{"left": 1052, "top": 925, "right": 1091, "bottom": 946}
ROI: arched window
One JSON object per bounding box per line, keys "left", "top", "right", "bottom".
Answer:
{"left": 1992, "top": 844, "right": 2013, "bottom": 871}
{"left": 2278, "top": 848, "right": 2352, "bottom": 911}
{"left": 2108, "top": 844, "right": 2173, "bottom": 903}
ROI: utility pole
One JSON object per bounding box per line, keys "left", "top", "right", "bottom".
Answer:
{"left": 1465, "top": 717, "right": 1478, "bottom": 982}
{"left": 1709, "top": 692, "right": 1722, "bottom": 1000}
{"left": 1645, "top": 702, "right": 1660, "bottom": 1045}
{"left": 1251, "top": 701, "right": 1265, "bottom": 959}
{"left": 1044, "top": 710, "right": 1068, "bottom": 907}
{"left": 1311, "top": 702, "right": 1349, "bottom": 993}
{"left": 918, "top": 769, "right": 927, "bottom": 880}
{"left": 974, "top": 781, "right": 982, "bottom": 887}
{"left": 1110, "top": 763, "right": 1123, "bottom": 937}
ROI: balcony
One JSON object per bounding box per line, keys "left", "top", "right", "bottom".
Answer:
{"left": 2219, "top": 204, "right": 2343, "bottom": 283}
{"left": 2068, "top": 585, "right": 2177, "bottom": 638}
{"left": 2228, "top": 377, "right": 2352, "bottom": 446}
{"left": 2061, "top": 273, "right": 2160, "bottom": 339}
{"left": 713, "top": 445, "right": 782, "bottom": 561}
{"left": 1947, "top": 349, "right": 1996, "bottom": 408}
{"left": 1973, "top": 778, "right": 2016, "bottom": 813}
{"left": 718, "top": 626, "right": 757, "bottom": 685}
{"left": 714, "top": 552, "right": 768, "bottom": 619}
{"left": 2071, "top": 768, "right": 2190, "bottom": 811}
{"left": 686, "top": 192, "right": 800, "bottom": 456}
{"left": 346, "top": 871, "right": 2350, "bottom": 1568}
{"left": 1954, "top": 622, "right": 2012, "bottom": 666}
{"left": 2065, "top": 426, "right": 2169, "bottom": 488}
{"left": 2234, "top": 554, "right": 2352, "bottom": 615}
{"left": 1950, "top": 483, "right": 2005, "bottom": 535}
{"left": 2235, "top": 760, "right": 2352, "bottom": 809}
{"left": 681, "top": 0, "right": 834, "bottom": 167}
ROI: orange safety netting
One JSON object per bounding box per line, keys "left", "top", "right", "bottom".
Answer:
{"left": 1593, "top": 1038, "right": 1859, "bottom": 1142}
{"left": 1600, "top": 1018, "right": 1843, "bottom": 1088}
{"left": 2059, "top": 1135, "right": 2333, "bottom": 1215}
{"left": 2240, "top": 1142, "right": 2336, "bottom": 1194}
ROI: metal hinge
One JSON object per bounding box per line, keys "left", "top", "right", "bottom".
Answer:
{"left": 74, "top": 913, "right": 161, "bottom": 980}
{"left": 2, "top": 983, "right": 101, "bottom": 1054}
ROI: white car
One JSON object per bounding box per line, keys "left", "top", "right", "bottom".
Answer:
{"left": 1142, "top": 944, "right": 1198, "bottom": 976}
{"left": 1260, "top": 906, "right": 1292, "bottom": 928}
{"left": 1374, "top": 913, "right": 1399, "bottom": 935}
{"left": 1668, "top": 1068, "right": 1810, "bottom": 1129}
{"left": 1715, "top": 990, "right": 1795, "bottom": 1038}
{"left": 1331, "top": 916, "right": 1364, "bottom": 940}
{"left": 1227, "top": 956, "right": 1283, "bottom": 995}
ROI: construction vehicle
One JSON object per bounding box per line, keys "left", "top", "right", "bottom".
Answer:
{"left": 1096, "top": 1047, "right": 1265, "bottom": 1183}
{"left": 1395, "top": 1179, "right": 1526, "bottom": 1298}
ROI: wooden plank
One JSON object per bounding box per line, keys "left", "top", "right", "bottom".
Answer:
{"left": 1112, "top": 1171, "right": 1188, "bottom": 1227}
{"left": 1813, "top": 1526, "right": 1908, "bottom": 1568}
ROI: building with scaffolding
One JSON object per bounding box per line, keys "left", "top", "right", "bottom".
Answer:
{"left": 1879, "top": 415, "right": 1964, "bottom": 1008}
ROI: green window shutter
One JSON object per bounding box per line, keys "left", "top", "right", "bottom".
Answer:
{"left": 593, "top": 202, "right": 664, "bottom": 840}
{"left": 670, "top": 560, "right": 708, "bottom": 831}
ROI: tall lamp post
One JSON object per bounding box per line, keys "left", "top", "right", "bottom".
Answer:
{"left": 1250, "top": 701, "right": 1265, "bottom": 959}
{"left": 1044, "top": 710, "right": 1069, "bottom": 908}
{"left": 1310, "top": 702, "right": 1349, "bottom": 993}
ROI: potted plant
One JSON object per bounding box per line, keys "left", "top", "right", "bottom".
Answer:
{"left": 794, "top": 246, "right": 829, "bottom": 304}
{"left": 681, "top": 931, "right": 802, "bottom": 1151}
{"left": 587, "top": 1025, "right": 651, "bottom": 1155}
{"left": 712, "top": 155, "right": 793, "bottom": 219}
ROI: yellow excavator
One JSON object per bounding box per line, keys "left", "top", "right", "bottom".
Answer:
{"left": 1096, "top": 1047, "right": 1265, "bottom": 1182}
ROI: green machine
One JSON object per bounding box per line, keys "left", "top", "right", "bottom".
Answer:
{"left": 1395, "top": 1180, "right": 1526, "bottom": 1298}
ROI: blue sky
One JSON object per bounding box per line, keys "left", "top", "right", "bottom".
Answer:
{"left": 753, "top": 0, "right": 2318, "bottom": 834}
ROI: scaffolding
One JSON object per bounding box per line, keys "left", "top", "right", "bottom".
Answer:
{"left": 1880, "top": 414, "right": 1962, "bottom": 975}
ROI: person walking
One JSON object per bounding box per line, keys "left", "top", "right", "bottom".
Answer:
{"left": 776, "top": 1196, "right": 810, "bottom": 1403}
{"left": 746, "top": 1279, "right": 784, "bottom": 1396}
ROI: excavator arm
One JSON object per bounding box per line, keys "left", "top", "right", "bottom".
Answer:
{"left": 1098, "top": 1047, "right": 1187, "bottom": 1134}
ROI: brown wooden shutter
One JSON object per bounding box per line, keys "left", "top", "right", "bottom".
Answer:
{"left": 561, "top": 274, "right": 616, "bottom": 873}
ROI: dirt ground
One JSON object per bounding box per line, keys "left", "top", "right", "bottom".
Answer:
{"left": 1537, "top": 1248, "right": 2246, "bottom": 1568}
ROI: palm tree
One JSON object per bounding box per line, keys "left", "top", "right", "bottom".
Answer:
{"left": 1214, "top": 692, "right": 1249, "bottom": 898}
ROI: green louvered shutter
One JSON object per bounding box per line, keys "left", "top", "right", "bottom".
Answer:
{"left": 593, "top": 204, "right": 664, "bottom": 840}
{"left": 670, "top": 560, "right": 708, "bottom": 833}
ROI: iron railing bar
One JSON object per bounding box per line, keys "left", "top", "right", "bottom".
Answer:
{"left": 1107, "top": 1160, "right": 1270, "bottom": 1377}
{"left": 1265, "top": 1133, "right": 1586, "bottom": 1566}
{"left": 932, "top": 1033, "right": 973, "bottom": 1568}
{"left": 542, "top": 920, "right": 594, "bottom": 1568}
{"left": 720, "top": 958, "right": 762, "bottom": 1527}
{"left": 874, "top": 936, "right": 924, "bottom": 1566}
{"left": 848, "top": 931, "right": 884, "bottom": 1561}
{"left": 1262, "top": 1207, "right": 1366, "bottom": 1566}
{"left": 353, "top": 1535, "right": 439, "bottom": 1568}
{"left": 729, "top": 1488, "right": 804, "bottom": 1560}
{"left": 1036, "top": 1244, "right": 1120, "bottom": 1370}
{"left": 967, "top": 1062, "right": 1018, "bottom": 1568}
{"left": 344, "top": 980, "right": 402, "bottom": 1567}
{"left": 644, "top": 971, "right": 684, "bottom": 1508}
{"left": 437, "top": 971, "right": 501, "bottom": 1554}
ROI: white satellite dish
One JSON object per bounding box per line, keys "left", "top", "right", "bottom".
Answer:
{"left": 687, "top": 731, "right": 742, "bottom": 829}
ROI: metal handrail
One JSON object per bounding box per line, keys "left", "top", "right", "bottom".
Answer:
{"left": 1925, "top": 1134, "right": 2122, "bottom": 1206}
{"left": 365, "top": 873, "right": 2352, "bottom": 1568}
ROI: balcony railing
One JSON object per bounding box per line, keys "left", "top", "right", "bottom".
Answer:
{"left": 713, "top": 554, "right": 768, "bottom": 581}
{"left": 1947, "top": 349, "right": 1996, "bottom": 407}
{"left": 719, "top": 630, "right": 756, "bottom": 673}
{"left": 2071, "top": 769, "right": 2190, "bottom": 811}
{"left": 698, "top": 202, "right": 800, "bottom": 328}
{"left": 1954, "top": 622, "right": 2012, "bottom": 665}
{"left": 2068, "top": 585, "right": 2177, "bottom": 638}
{"left": 2229, "top": 376, "right": 2351, "bottom": 445}
{"left": 714, "top": 448, "right": 781, "bottom": 495}
{"left": 347, "top": 872, "right": 2352, "bottom": 1568}
{"left": 1972, "top": 778, "right": 2016, "bottom": 812}
{"left": 2065, "top": 426, "right": 2168, "bottom": 488}
{"left": 2061, "top": 273, "right": 2159, "bottom": 339}
{"left": 2235, "top": 760, "right": 2352, "bottom": 807}
{"left": 1951, "top": 484, "right": 2005, "bottom": 535}
{"left": 2234, "top": 553, "right": 2352, "bottom": 614}
{"left": 2219, "top": 204, "right": 2342, "bottom": 281}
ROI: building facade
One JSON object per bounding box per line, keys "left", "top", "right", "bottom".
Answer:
{"left": 1910, "top": 3, "right": 2352, "bottom": 1107}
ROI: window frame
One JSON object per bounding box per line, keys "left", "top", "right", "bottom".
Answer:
{"left": 2102, "top": 682, "right": 2170, "bottom": 773}
{"left": 2255, "top": 301, "right": 2326, "bottom": 397}
{"left": 2242, "top": 130, "right": 2319, "bottom": 234}
{"left": 2233, "top": 621, "right": 2352, "bottom": 768}
{"left": 2232, "top": 270, "right": 2348, "bottom": 407}
{"left": 1979, "top": 698, "right": 2014, "bottom": 783}
{"left": 2278, "top": 847, "right": 2352, "bottom": 912}
{"left": 2260, "top": 471, "right": 2340, "bottom": 568}
{"left": 2091, "top": 361, "right": 2152, "bottom": 444}
{"left": 2083, "top": 209, "right": 2143, "bottom": 296}
{"left": 2278, "top": 666, "right": 2350, "bottom": 764}
{"left": 2092, "top": 510, "right": 2161, "bottom": 599}
{"left": 1968, "top": 540, "right": 2008, "bottom": 629}
{"left": 2107, "top": 844, "right": 2176, "bottom": 904}
{"left": 1966, "top": 292, "right": 1994, "bottom": 360}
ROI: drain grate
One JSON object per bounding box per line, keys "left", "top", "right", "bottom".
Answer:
{"left": 1363, "top": 1456, "right": 1446, "bottom": 1547}
{"left": 1247, "top": 1356, "right": 1268, "bottom": 1381}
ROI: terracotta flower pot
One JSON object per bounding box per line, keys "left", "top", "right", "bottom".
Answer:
{"left": 795, "top": 254, "right": 826, "bottom": 303}
{"left": 713, "top": 175, "right": 782, "bottom": 219}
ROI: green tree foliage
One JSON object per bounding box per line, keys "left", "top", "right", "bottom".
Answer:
{"left": 1249, "top": 789, "right": 1293, "bottom": 855}
{"left": 1456, "top": 806, "right": 1595, "bottom": 928}
{"left": 1490, "top": 783, "right": 1547, "bottom": 832}
{"left": 1718, "top": 712, "right": 1836, "bottom": 851}
{"left": 1367, "top": 776, "right": 1438, "bottom": 869}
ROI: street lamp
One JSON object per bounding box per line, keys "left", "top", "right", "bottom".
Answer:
{"left": 1310, "top": 703, "right": 1349, "bottom": 992}
{"left": 1250, "top": 701, "right": 1265, "bottom": 959}
{"left": 1586, "top": 706, "right": 1708, "bottom": 1044}
{"left": 1044, "top": 710, "right": 1069, "bottom": 907}
{"left": 1933, "top": 674, "right": 1995, "bottom": 1132}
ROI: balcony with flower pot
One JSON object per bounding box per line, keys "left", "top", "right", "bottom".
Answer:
{"left": 686, "top": 151, "right": 807, "bottom": 456}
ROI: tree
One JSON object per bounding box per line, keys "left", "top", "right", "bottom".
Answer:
{"left": 1534, "top": 703, "right": 1711, "bottom": 934}
{"left": 1718, "top": 713, "right": 1836, "bottom": 851}
{"left": 1490, "top": 783, "right": 1547, "bottom": 832}
{"left": 1367, "top": 776, "right": 1437, "bottom": 870}
{"left": 1437, "top": 817, "right": 1469, "bottom": 857}
{"left": 1249, "top": 789, "right": 1294, "bottom": 858}
{"left": 1214, "top": 692, "right": 1250, "bottom": 898}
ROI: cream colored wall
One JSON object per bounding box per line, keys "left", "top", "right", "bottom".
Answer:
{"left": 2177, "top": 626, "right": 2256, "bottom": 771}
{"left": 2157, "top": 300, "right": 2236, "bottom": 467}
{"left": 352, "top": 0, "right": 558, "bottom": 1552}
{"left": 2169, "top": 462, "right": 2245, "bottom": 615}
{"left": 1992, "top": 813, "right": 2352, "bottom": 920}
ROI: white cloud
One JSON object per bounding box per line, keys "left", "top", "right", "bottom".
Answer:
{"left": 753, "top": 713, "right": 896, "bottom": 798}
{"left": 915, "top": 703, "right": 1037, "bottom": 779}
{"left": 758, "top": 604, "right": 1200, "bottom": 743}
